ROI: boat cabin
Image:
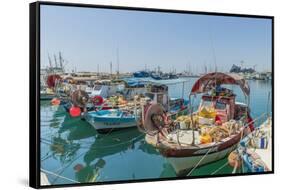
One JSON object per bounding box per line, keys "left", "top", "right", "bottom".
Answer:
{"left": 199, "top": 93, "right": 236, "bottom": 123}
{"left": 145, "top": 84, "right": 169, "bottom": 111}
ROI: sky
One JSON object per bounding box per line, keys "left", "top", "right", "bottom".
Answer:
{"left": 40, "top": 5, "right": 272, "bottom": 74}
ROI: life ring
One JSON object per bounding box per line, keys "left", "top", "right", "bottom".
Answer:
{"left": 92, "top": 95, "right": 103, "bottom": 106}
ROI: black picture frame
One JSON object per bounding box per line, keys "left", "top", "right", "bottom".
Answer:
{"left": 29, "top": 1, "right": 274, "bottom": 189}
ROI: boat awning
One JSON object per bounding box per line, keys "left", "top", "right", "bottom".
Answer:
{"left": 114, "top": 78, "right": 148, "bottom": 88}
{"left": 190, "top": 72, "right": 250, "bottom": 96}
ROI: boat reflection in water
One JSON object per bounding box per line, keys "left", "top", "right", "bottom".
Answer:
{"left": 42, "top": 108, "right": 172, "bottom": 184}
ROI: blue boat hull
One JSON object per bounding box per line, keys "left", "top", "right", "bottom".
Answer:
{"left": 84, "top": 110, "right": 137, "bottom": 132}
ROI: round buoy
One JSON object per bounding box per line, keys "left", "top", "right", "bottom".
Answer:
{"left": 92, "top": 95, "right": 103, "bottom": 106}
{"left": 73, "top": 164, "right": 84, "bottom": 172}
{"left": 69, "top": 106, "right": 81, "bottom": 117}
{"left": 228, "top": 151, "right": 241, "bottom": 168}
{"left": 51, "top": 98, "right": 61, "bottom": 106}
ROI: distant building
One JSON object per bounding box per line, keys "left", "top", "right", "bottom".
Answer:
{"left": 230, "top": 64, "right": 255, "bottom": 73}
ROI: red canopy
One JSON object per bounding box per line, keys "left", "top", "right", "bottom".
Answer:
{"left": 190, "top": 72, "right": 250, "bottom": 96}
{"left": 47, "top": 74, "right": 61, "bottom": 88}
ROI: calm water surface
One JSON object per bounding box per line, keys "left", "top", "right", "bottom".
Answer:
{"left": 40, "top": 78, "right": 272, "bottom": 185}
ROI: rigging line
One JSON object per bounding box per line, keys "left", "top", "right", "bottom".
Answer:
{"left": 211, "top": 161, "right": 229, "bottom": 175}
{"left": 51, "top": 151, "right": 85, "bottom": 184}
{"left": 41, "top": 154, "right": 53, "bottom": 162}
{"left": 187, "top": 146, "right": 215, "bottom": 176}
{"left": 41, "top": 168, "right": 79, "bottom": 183}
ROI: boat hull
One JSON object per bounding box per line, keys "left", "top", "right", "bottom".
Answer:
{"left": 84, "top": 111, "right": 137, "bottom": 133}
{"left": 145, "top": 130, "right": 244, "bottom": 176}
{"left": 167, "top": 145, "right": 236, "bottom": 176}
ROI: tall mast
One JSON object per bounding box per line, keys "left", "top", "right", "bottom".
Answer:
{"left": 209, "top": 32, "right": 217, "bottom": 72}
{"left": 116, "top": 48, "right": 120, "bottom": 78}
{"left": 110, "top": 61, "right": 112, "bottom": 79}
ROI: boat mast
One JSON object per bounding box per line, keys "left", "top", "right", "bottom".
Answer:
{"left": 110, "top": 61, "right": 112, "bottom": 79}
{"left": 116, "top": 48, "right": 120, "bottom": 78}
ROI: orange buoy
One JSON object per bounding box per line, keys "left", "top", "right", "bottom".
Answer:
{"left": 51, "top": 98, "right": 61, "bottom": 106}
{"left": 69, "top": 106, "right": 81, "bottom": 117}
{"left": 228, "top": 151, "right": 241, "bottom": 168}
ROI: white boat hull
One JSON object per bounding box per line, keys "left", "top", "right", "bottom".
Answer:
{"left": 167, "top": 145, "right": 237, "bottom": 176}
{"left": 84, "top": 114, "right": 136, "bottom": 132}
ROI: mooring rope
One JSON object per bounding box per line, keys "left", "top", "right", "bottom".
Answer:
{"left": 41, "top": 168, "right": 79, "bottom": 183}
{"left": 187, "top": 146, "right": 215, "bottom": 176}
{"left": 211, "top": 161, "right": 229, "bottom": 175}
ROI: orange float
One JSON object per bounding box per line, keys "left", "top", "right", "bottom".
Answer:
{"left": 69, "top": 106, "right": 81, "bottom": 117}
{"left": 51, "top": 98, "right": 60, "bottom": 105}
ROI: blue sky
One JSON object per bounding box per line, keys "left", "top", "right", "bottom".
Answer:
{"left": 40, "top": 5, "right": 272, "bottom": 73}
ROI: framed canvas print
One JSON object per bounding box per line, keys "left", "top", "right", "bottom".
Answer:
{"left": 29, "top": 1, "right": 274, "bottom": 188}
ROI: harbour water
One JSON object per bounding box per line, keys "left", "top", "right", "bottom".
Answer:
{"left": 40, "top": 78, "right": 272, "bottom": 185}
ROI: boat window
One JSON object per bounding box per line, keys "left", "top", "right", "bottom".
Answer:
{"left": 201, "top": 100, "right": 213, "bottom": 107}
{"left": 215, "top": 101, "right": 226, "bottom": 110}
{"left": 94, "top": 85, "right": 102, "bottom": 90}
{"left": 145, "top": 93, "right": 154, "bottom": 100}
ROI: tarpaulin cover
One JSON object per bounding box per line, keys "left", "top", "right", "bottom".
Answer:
{"left": 190, "top": 72, "right": 250, "bottom": 96}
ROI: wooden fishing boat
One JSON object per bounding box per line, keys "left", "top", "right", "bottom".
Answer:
{"left": 235, "top": 117, "right": 272, "bottom": 172}
{"left": 86, "top": 83, "right": 189, "bottom": 133}
{"left": 140, "top": 72, "right": 251, "bottom": 176}
{"left": 84, "top": 109, "right": 137, "bottom": 133}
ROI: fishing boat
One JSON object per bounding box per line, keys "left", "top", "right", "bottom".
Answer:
{"left": 40, "top": 74, "right": 62, "bottom": 100}
{"left": 232, "top": 116, "right": 272, "bottom": 172}
{"left": 84, "top": 109, "right": 137, "bottom": 133}
{"left": 140, "top": 72, "right": 252, "bottom": 176}
{"left": 85, "top": 83, "right": 189, "bottom": 133}
{"left": 40, "top": 88, "right": 56, "bottom": 100}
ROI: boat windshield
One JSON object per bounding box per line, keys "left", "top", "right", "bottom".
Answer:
{"left": 215, "top": 101, "right": 227, "bottom": 110}
{"left": 201, "top": 100, "right": 214, "bottom": 108}
{"left": 94, "top": 85, "right": 102, "bottom": 90}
